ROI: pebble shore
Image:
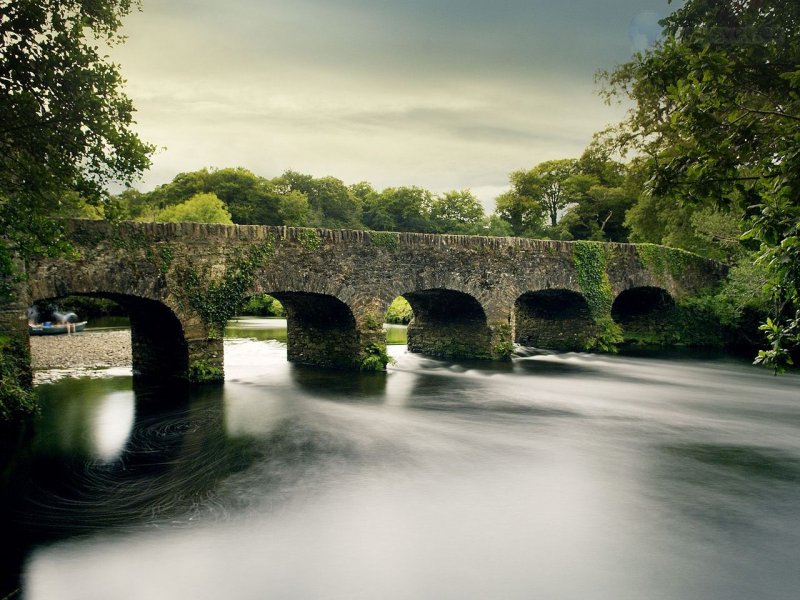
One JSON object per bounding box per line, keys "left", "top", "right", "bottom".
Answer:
{"left": 30, "top": 330, "right": 132, "bottom": 371}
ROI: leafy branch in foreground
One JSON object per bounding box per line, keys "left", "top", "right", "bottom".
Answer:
{"left": 0, "top": 0, "right": 154, "bottom": 281}
{"left": 599, "top": 0, "right": 800, "bottom": 370}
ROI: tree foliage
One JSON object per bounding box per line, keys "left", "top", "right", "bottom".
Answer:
{"left": 599, "top": 0, "right": 800, "bottom": 369}
{"left": 273, "top": 171, "right": 362, "bottom": 228}
{"left": 429, "top": 190, "right": 485, "bottom": 234}
{"left": 495, "top": 151, "right": 638, "bottom": 241}
{"left": 511, "top": 160, "right": 578, "bottom": 228}
{"left": 362, "top": 186, "right": 434, "bottom": 233}
{"left": 493, "top": 190, "right": 544, "bottom": 237}
{"left": 154, "top": 192, "right": 233, "bottom": 224}
{"left": 0, "top": 0, "right": 153, "bottom": 264}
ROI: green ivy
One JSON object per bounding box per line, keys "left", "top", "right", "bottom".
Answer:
{"left": 574, "top": 241, "right": 614, "bottom": 318}
{"left": 157, "top": 244, "right": 174, "bottom": 274}
{"left": 362, "top": 313, "right": 382, "bottom": 330}
{"left": 176, "top": 238, "right": 275, "bottom": 338}
{"left": 296, "top": 229, "right": 322, "bottom": 251}
{"left": 584, "top": 317, "right": 624, "bottom": 353}
{"left": 110, "top": 225, "right": 151, "bottom": 254}
{"left": 491, "top": 322, "right": 514, "bottom": 360}
{"left": 188, "top": 359, "right": 224, "bottom": 383}
{"left": 369, "top": 231, "right": 399, "bottom": 250}
{"left": 635, "top": 244, "right": 699, "bottom": 283}
{"left": 573, "top": 241, "right": 621, "bottom": 352}
{"left": 359, "top": 342, "right": 392, "bottom": 371}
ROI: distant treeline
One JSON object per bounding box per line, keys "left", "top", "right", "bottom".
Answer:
{"left": 58, "top": 149, "right": 737, "bottom": 265}
{"left": 56, "top": 145, "right": 743, "bottom": 263}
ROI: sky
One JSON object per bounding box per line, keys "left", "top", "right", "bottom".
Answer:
{"left": 112, "top": 0, "right": 670, "bottom": 210}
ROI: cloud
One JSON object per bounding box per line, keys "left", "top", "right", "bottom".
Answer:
{"left": 628, "top": 10, "right": 663, "bottom": 53}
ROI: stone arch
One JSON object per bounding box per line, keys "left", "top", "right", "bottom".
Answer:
{"left": 514, "top": 289, "right": 595, "bottom": 351}
{"left": 612, "top": 286, "right": 675, "bottom": 319}
{"left": 612, "top": 286, "right": 676, "bottom": 344}
{"left": 401, "top": 288, "right": 493, "bottom": 359}
{"left": 32, "top": 292, "right": 190, "bottom": 381}
{"left": 266, "top": 291, "right": 361, "bottom": 369}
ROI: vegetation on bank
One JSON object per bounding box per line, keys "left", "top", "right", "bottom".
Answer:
{"left": 598, "top": 0, "right": 800, "bottom": 370}
{"left": 385, "top": 297, "right": 413, "bottom": 325}
{"left": 238, "top": 295, "right": 285, "bottom": 318}
{"left": 0, "top": 336, "right": 36, "bottom": 420}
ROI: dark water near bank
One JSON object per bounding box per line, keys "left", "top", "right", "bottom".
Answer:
{"left": 85, "top": 316, "right": 131, "bottom": 331}
{"left": 2, "top": 323, "right": 800, "bottom": 599}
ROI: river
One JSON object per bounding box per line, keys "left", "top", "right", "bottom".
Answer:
{"left": 2, "top": 320, "right": 800, "bottom": 599}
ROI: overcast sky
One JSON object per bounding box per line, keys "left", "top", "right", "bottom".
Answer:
{"left": 112, "top": 0, "right": 670, "bottom": 209}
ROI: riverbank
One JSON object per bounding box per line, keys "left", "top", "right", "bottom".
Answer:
{"left": 30, "top": 330, "right": 132, "bottom": 383}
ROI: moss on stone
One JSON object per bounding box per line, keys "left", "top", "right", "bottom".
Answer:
{"left": 491, "top": 322, "right": 514, "bottom": 360}
{"left": 188, "top": 359, "right": 224, "bottom": 383}
{"left": 157, "top": 244, "right": 174, "bottom": 274}
{"left": 296, "top": 229, "right": 322, "bottom": 251}
{"left": 635, "top": 244, "right": 709, "bottom": 284}
{"left": 359, "top": 342, "right": 391, "bottom": 371}
{"left": 573, "top": 241, "right": 621, "bottom": 352}
{"left": 573, "top": 241, "right": 614, "bottom": 318}
{"left": 618, "top": 295, "right": 728, "bottom": 348}
{"left": 369, "top": 231, "right": 399, "bottom": 250}
{"left": 176, "top": 238, "right": 275, "bottom": 338}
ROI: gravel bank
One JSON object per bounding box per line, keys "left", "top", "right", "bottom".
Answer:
{"left": 30, "top": 330, "right": 132, "bottom": 371}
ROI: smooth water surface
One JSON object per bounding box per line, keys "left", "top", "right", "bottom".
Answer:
{"left": 2, "top": 324, "right": 800, "bottom": 600}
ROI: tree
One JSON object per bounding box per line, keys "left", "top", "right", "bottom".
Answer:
{"left": 0, "top": 0, "right": 153, "bottom": 266}
{"left": 273, "top": 171, "right": 362, "bottom": 229}
{"left": 153, "top": 193, "right": 233, "bottom": 224}
{"left": 599, "top": 0, "right": 800, "bottom": 369}
{"left": 115, "top": 167, "right": 314, "bottom": 227}
{"left": 511, "top": 160, "right": 578, "bottom": 228}
{"left": 367, "top": 187, "right": 435, "bottom": 233}
{"left": 558, "top": 178, "right": 637, "bottom": 243}
{"left": 493, "top": 190, "right": 544, "bottom": 237}
{"left": 429, "top": 190, "right": 485, "bottom": 234}
{"left": 204, "top": 168, "right": 279, "bottom": 225}
{"left": 145, "top": 169, "right": 210, "bottom": 212}
{"left": 276, "top": 190, "right": 312, "bottom": 226}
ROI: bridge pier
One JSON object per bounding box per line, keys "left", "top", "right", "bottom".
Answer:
{"left": 272, "top": 292, "right": 389, "bottom": 370}
{"left": 105, "top": 295, "right": 196, "bottom": 382}
{"left": 403, "top": 289, "right": 503, "bottom": 360}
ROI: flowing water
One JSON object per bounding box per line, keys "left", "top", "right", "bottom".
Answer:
{"left": 2, "top": 321, "right": 800, "bottom": 599}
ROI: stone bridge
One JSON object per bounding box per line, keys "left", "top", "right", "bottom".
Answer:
{"left": 2, "top": 220, "right": 724, "bottom": 384}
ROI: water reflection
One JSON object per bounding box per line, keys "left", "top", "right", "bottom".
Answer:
{"left": 89, "top": 391, "right": 135, "bottom": 462}
{"left": 225, "top": 317, "right": 288, "bottom": 343}
{"left": 4, "top": 323, "right": 800, "bottom": 600}
{"left": 34, "top": 378, "right": 134, "bottom": 461}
